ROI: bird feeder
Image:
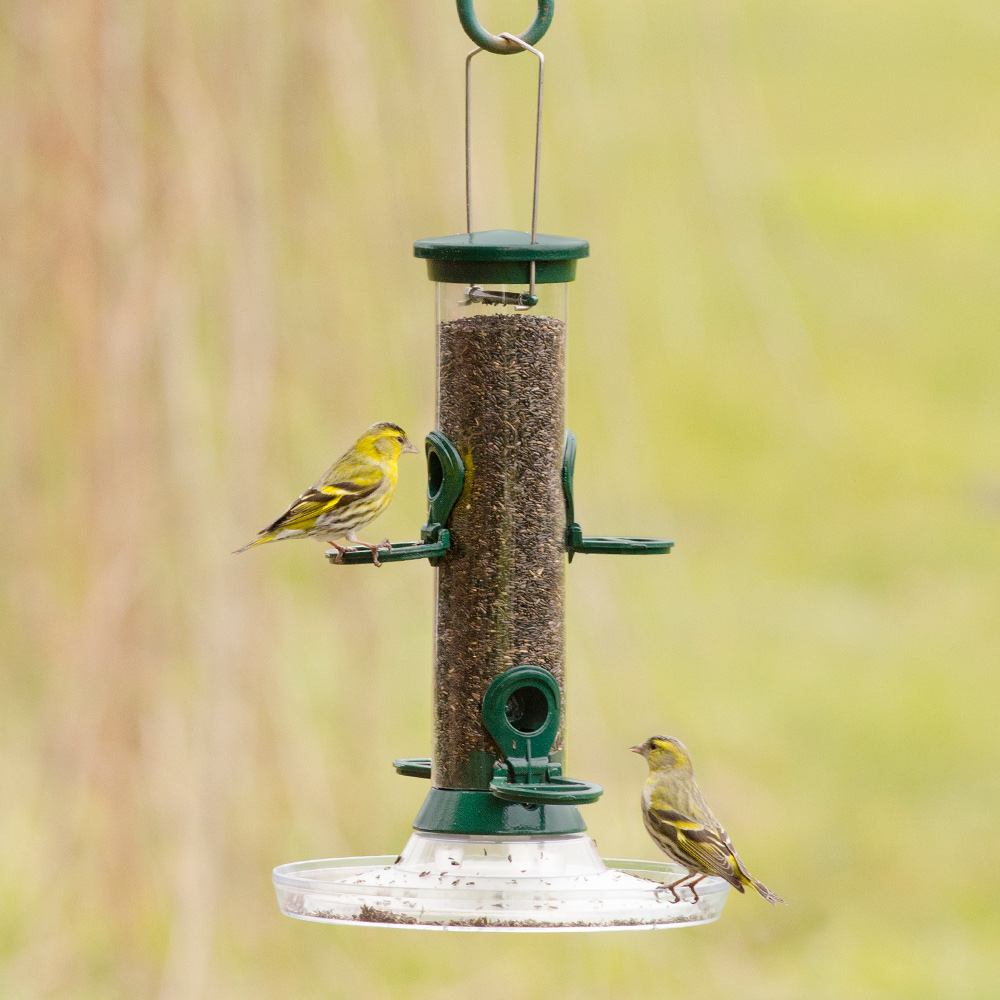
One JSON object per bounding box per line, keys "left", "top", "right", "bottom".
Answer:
{"left": 272, "top": 0, "right": 729, "bottom": 931}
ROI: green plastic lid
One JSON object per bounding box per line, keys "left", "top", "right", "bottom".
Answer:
{"left": 414, "top": 229, "right": 589, "bottom": 284}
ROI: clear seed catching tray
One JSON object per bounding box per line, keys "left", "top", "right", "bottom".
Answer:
{"left": 273, "top": 832, "right": 729, "bottom": 932}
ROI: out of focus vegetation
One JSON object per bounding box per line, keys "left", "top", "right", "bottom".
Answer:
{"left": 2, "top": 1, "right": 998, "bottom": 997}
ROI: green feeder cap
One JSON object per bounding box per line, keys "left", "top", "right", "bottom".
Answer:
{"left": 414, "top": 229, "right": 588, "bottom": 284}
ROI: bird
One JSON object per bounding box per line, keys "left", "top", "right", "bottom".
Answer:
{"left": 631, "top": 735, "right": 785, "bottom": 905}
{"left": 235, "top": 422, "right": 418, "bottom": 566}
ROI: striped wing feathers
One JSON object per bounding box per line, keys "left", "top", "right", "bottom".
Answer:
{"left": 264, "top": 477, "right": 383, "bottom": 534}
{"left": 646, "top": 805, "right": 745, "bottom": 891}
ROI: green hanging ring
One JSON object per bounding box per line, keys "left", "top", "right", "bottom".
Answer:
{"left": 456, "top": 0, "right": 554, "bottom": 55}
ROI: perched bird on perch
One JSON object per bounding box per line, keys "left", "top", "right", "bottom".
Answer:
{"left": 235, "top": 422, "right": 418, "bottom": 566}
{"left": 632, "top": 735, "right": 785, "bottom": 905}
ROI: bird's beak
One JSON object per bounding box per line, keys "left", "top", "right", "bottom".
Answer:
{"left": 402, "top": 440, "right": 419, "bottom": 454}
{"left": 629, "top": 744, "right": 645, "bottom": 756}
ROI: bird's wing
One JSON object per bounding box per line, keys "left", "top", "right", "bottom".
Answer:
{"left": 646, "top": 806, "right": 743, "bottom": 887}
{"left": 263, "top": 476, "right": 384, "bottom": 534}
{"left": 317, "top": 451, "right": 387, "bottom": 490}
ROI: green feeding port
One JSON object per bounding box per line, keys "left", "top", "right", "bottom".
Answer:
{"left": 396, "top": 665, "right": 603, "bottom": 837}
{"left": 483, "top": 666, "right": 603, "bottom": 808}
{"left": 562, "top": 430, "right": 675, "bottom": 560}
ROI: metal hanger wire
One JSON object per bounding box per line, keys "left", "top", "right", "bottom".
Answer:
{"left": 464, "top": 33, "right": 545, "bottom": 309}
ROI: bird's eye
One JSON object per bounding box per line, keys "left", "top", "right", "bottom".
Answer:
{"left": 396, "top": 436, "right": 404, "bottom": 443}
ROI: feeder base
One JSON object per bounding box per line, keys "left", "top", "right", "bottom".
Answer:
{"left": 273, "top": 832, "right": 728, "bottom": 932}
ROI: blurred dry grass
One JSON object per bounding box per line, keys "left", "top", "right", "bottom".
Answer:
{"left": 2, "top": 1, "right": 999, "bottom": 997}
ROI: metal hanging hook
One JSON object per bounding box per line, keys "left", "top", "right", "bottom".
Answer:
{"left": 464, "top": 33, "right": 545, "bottom": 309}
{"left": 456, "top": 0, "right": 553, "bottom": 55}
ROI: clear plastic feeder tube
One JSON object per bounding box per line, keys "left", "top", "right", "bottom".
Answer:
{"left": 433, "top": 281, "right": 569, "bottom": 789}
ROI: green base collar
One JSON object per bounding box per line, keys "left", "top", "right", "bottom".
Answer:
{"left": 413, "top": 788, "right": 586, "bottom": 836}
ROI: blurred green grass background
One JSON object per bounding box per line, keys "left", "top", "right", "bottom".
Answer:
{"left": 3, "top": 0, "right": 999, "bottom": 997}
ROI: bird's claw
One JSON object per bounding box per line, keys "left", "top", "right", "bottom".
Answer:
{"left": 360, "top": 542, "right": 385, "bottom": 567}
{"left": 368, "top": 538, "right": 392, "bottom": 567}
{"left": 654, "top": 885, "right": 682, "bottom": 905}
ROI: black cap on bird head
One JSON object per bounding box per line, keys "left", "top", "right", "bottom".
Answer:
{"left": 630, "top": 735, "right": 694, "bottom": 773}
{"left": 368, "top": 421, "right": 406, "bottom": 436}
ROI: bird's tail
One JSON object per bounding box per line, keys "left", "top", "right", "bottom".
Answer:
{"left": 232, "top": 533, "right": 275, "bottom": 554}
{"left": 746, "top": 876, "right": 785, "bottom": 906}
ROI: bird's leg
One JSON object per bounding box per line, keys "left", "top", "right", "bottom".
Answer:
{"left": 655, "top": 875, "right": 690, "bottom": 904}
{"left": 326, "top": 540, "right": 347, "bottom": 563}
{"left": 345, "top": 531, "right": 384, "bottom": 567}
{"left": 682, "top": 875, "right": 706, "bottom": 904}
{"left": 378, "top": 537, "right": 392, "bottom": 554}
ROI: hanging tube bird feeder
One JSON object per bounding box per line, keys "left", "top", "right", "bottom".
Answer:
{"left": 272, "top": 0, "right": 728, "bottom": 931}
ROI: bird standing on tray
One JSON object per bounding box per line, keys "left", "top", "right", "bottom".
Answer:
{"left": 235, "top": 422, "right": 418, "bottom": 566}
{"left": 632, "top": 735, "right": 785, "bottom": 905}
